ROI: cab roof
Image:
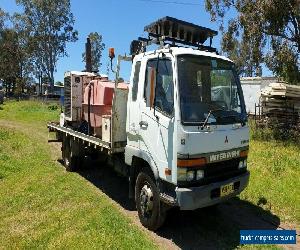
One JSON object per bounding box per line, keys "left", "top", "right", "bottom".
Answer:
{"left": 135, "top": 47, "right": 233, "bottom": 63}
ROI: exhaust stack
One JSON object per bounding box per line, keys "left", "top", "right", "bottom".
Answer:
{"left": 85, "top": 37, "right": 92, "bottom": 72}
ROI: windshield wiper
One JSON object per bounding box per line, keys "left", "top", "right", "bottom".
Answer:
{"left": 201, "top": 109, "right": 223, "bottom": 130}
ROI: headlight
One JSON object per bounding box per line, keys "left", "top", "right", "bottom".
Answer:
{"left": 177, "top": 168, "right": 204, "bottom": 182}
{"left": 177, "top": 168, "right": 187, "bottom": 181}
{"left": 239, "top": 159, "right": 247, "bottom": 169}
{"left": 196, "top": 170, "right": 204, "bottom": 180}
{"left": 239, "top": 161, "right": 243, "bottom": 169}
{"left": 187, "top": 171, "right": 195, "bottom": 181}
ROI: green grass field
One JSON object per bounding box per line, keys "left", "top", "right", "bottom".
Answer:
{"left": 0, "top": 100, "right": 299, "bottom": 249}
{"left": 241, "top": 138, "right": 300, "bottom": 224}
{"left": 0, "top": 100, "right": 157, "bottom": 249}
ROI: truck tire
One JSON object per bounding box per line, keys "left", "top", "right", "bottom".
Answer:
{"left": 135, "top": 168, "right": 166, "bottom": 231}
{"left": 62, "top": 136, "right": 79, "bottom": 172}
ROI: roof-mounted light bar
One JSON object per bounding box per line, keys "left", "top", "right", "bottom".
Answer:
{"left": 130, "top": 16, "right": 218, "bottom": 55}
{"left": 144, "top": 16, "right": 218, "bottom": 45}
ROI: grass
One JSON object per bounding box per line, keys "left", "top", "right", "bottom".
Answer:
{"left": 0, "top": 99, "right": 59, "bottom": 127}
{"left": 0, "top": 100, "right": 299, "bottom": 249}
{"left": 240, "top": 125, "right": 300, "bottom": 225}
{"left": 0, "top": 100, "right": 157, "bottom": 249}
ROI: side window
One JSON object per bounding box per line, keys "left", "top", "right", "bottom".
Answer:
{"left": 144, "top": 60, "right": 156, "bottom": 100}
{"left": 132, "top": 61, "right": 141, "bottom": 101}
{"left": 144, "top": 59, "right": 174, "bottom": 116}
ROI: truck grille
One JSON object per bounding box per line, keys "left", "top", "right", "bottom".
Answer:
{"left": 204, "top": 159, "right": 239, "bottom": 178}
{"left": 64, "top": 76, "right": 71, "bottom": 118}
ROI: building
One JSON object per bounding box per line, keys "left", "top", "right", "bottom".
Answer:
{"left": 35, "top": 82, "right": 64, "bottom": 97}
{"left": 240, "top": 76, "right": 279, "bottom": 114}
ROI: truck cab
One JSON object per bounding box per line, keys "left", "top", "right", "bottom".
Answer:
{"left": 124, "top": 17, "right": 249, "bottom": 230}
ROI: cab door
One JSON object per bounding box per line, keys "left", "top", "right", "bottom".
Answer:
{"left": 127, "top": 60, "right": 142, "bottom": 150}
{"left": 139, "top": 57, "right": 175, "bottom": 181}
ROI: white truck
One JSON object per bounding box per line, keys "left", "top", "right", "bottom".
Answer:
{"left": 48, "top": 17, "right": 250, "bottom": 230}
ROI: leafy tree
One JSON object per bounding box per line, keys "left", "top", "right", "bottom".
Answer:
{"left": 12, "top": 13, "right": 35, "bottom": 92}
{"left": 265, "top": 38, "right": 299, "bottom": 83}
{"left": 0, "top": 10, "right": 35, "bottom": 95}
{"left": 16, "top": 0, "right": 78, "bottom": 90}
{"left": 82, "top": 32, "right": 105, "bottom": 72}
{"left": 205, "top": 0, "right": 300, "bottom": 83}
{"left": 0, "top": 29, "right": 19, "bottom": 93}
{"left": 0, "top": 8, "right": 8, "bottom": 31}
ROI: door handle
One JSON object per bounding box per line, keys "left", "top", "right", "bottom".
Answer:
{"left": 139, "top": 121, "right": 148, "bottom": 128}
{"left": 130, "top": 123, "right": 137, "bottom": 133}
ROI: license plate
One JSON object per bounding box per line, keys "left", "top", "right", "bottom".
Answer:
{"left": 220, "top": 182, "right": 234, "bottom": 197}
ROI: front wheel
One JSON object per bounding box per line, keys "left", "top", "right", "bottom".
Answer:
{"left": 135, "top": 169, "right": 166, "bottom": 231}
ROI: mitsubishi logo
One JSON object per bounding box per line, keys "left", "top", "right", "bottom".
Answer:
{"left": 225, "top": 136, "right": 229, "bottom": 143}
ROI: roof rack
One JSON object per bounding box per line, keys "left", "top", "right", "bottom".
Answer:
{"left": 130, "top": 16, "right": 218, "bottom": 55}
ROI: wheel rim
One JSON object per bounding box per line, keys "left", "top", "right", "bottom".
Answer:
{"left": 139, "top": 182, "right": 154, "bottom": 219}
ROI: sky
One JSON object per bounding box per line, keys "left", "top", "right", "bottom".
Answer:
{"left": 1, "top": 0, "right": 271, "bottom": 82}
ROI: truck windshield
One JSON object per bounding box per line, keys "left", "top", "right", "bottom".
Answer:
{"left": 177, "top": 55, "right": 246, "bottom": 125}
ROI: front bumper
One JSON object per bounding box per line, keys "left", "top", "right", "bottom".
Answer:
{"left": 175, "top": 171, "right": 250, "bottom": 210}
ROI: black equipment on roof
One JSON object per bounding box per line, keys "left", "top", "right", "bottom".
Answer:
{"left": 144, "top": 16, "right": 217, "bottom": 45}
{"left": 130, "top": 16, "right": 218, "bottom": 55}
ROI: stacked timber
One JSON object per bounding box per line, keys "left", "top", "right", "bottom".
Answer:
{"left": 261, "top": 82, "right": 300, "bottom": 98}
{"left": 260, "top": 82, "right": 300, "bottom": 128}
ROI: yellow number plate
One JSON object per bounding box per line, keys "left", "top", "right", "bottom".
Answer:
{"left": 220, "top": 183, "right": 234, "bottom": 197}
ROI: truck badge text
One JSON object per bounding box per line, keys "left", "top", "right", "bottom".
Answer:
{"left": 209, "top": 150, "right": 240, "bottom": 162}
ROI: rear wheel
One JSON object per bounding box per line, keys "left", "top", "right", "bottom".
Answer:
{"left": 62, "top": 136, "right": 80, "bottom": 172}
{"left": 135, "top": 169, "right": 166, "bottom": 231}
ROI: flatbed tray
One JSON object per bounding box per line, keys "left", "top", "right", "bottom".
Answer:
{"left": 47, "top": 122, "right": 113, "bottom": 151}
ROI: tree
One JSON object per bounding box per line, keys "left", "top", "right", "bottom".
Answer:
{"left": 0, "top": 8, "right": 8, "bottom": 31}
{"left": 205, "top": 0, "right": 300, "bottom": 83}
{"left": 0, "top": 28, "right": 32, "bottom": 95}
{"left": 82, "top": 32, "right": 105, "bottom": 72}
{"left": 12, "top": 13, "right": 35, "bottom": 93}
{"left": 16, "top": 0, "right": 78, "bottom": 90}
{"left": 0, "top": 10, "right": 35, "bottom": 96}
{"left": 0, "top": 29, "right": 20, "bottom": 94}
{"left": 265, "top": 39, "right": 299, "bottom": 83}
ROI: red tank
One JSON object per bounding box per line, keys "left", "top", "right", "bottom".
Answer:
{"left": 82, "top": 77, "right": 128, "bottom": 136}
